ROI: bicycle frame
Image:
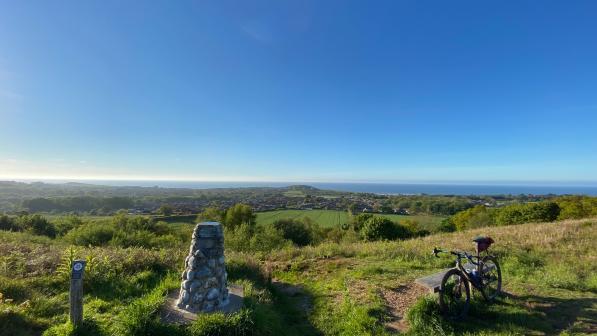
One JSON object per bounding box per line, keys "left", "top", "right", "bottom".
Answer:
{"left": 454, "top": 254, "right": 484, "bottom": 290}
{"left": 434, "top": 247, "right": 489, "bottom": 291}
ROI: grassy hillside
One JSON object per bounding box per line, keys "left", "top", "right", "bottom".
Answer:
{"left": 266, "top": 218, "right": 597, "bottom": 335}
{"left": 256, "top": 210, "right": 445, "bottom": 230}
{"left": 0, "top": 218, "right": 595, "bottom": 335}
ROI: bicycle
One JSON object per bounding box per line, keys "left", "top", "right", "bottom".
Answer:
{"left": 432, "top": 236, "right": 502, "bottom": 319}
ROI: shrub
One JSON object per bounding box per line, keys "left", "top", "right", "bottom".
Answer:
{"left": 110, "top": 230, "right": 159, "bottom": 248}
{"left": 495, "top": 202, "right": 560, "bottom": 226}
{"left": 63, "top": 224, "right": 115, "bottom": 246}
{"left": 53, "top": 215, "right": 85, "bottom": 236}
{"left": 225, "top": 224, "right": 290, "bottom": 253}
{"left": 0, "top": 214, "right": 20, "bottom": 232}
{"left": 556, "top": 196, "right": 597, "bottom": 219}
{"left": 351, "top": 213, "right": 373, "bottom": 231}
{"left": 437, "top": 218, "right": 456, "bottom": 232}
{"left": 272, "top": 219, "right": 313, "bottom": 246}
{"left": 451, "top": 205, "right": 494, "bottom": 231}
{"left": 15, "top": 214, "right": 57, "bottom": 238}
{"left": 360, "top": 216, "right": 409, "bottom": 241}
{"left": 525, "top": 202, "right": 560, "bottom": 222}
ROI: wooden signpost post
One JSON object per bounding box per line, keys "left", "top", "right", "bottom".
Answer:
{"left": 69, "top": 260, "right": 86, "bottom": 327}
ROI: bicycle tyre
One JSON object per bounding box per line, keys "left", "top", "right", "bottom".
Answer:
{"left": 439, "top": 268, "right": 471, "bottom": 319}
{"left": 480, "top": 255, "right": 502, "bottom": 301}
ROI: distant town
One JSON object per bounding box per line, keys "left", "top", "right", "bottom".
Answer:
{"left": 0, "top": 181, "right": 557, "bottom": 217}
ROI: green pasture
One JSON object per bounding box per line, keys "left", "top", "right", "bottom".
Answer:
{"left": 256, "top": 209, "right": 445, "bottom": 230}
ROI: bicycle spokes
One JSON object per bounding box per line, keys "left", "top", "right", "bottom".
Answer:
{"left": 440, "top": 272, "right": 470, "bottom": 319}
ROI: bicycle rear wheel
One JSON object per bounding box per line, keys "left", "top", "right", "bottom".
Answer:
{"left": 480, "top": 255, "right": 502, "bottom": 301}
{"left": 439, "top": 268, "right": 471, "bottom": 319}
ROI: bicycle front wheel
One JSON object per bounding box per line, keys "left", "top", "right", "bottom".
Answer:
{"left": 439, "top": 268, "right": 471, "bottom": 319}
{"left": 480, "top": 255, "right": 502, "bottom": 301}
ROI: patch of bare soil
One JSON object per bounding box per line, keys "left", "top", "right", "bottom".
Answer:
{"left": 381, "top": 283, "right": 428, "bottom": 333}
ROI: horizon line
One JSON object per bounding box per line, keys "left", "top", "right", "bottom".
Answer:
{"left": 2, "top": 176, "right": 597, "bottom": 187}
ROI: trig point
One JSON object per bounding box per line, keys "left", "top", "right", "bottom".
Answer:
{"left": 177, "top": 222, "right": 229, "bottom": 312}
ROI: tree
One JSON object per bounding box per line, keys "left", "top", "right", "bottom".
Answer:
{"left": 197, "top": 207, "right": 224, "bottom": 223}
{"left": 157, "top": 204, "right": 174, "bottom": 216}
{"left": 223, "top": 204, "right": 256, "bottom": 230}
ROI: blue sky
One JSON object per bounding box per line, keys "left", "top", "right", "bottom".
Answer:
{"left": 1, "top": 1, "right": 596, "bottom": 183}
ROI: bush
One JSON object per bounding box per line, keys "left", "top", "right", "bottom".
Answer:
{"left": 450, "top": 205, "right": 494, "bottom": 231}
{"left": 225, "top": 224, "right": 290, "bottom": 253}
{"left": 495, "top": 202, "right": 560, "bottom": 226}
{"left": 15, "top": 214, "right": 57, "bottom": 238}
{"left": 0, "top": 214, "right": 20, "bottom": 232}
{"left": 437, "top": 218, "right": 456, "bottom": 232}
{"left": 360, "top": 216, "right": 409, "bottom": 241}
{"left": 556, "top": 196, "right": 597, "bottom": 220}
{"left": 351, "top": 213, "right": 373, "bottom": 231}
{"left": 53, "top": 215, "right": 85, "bottom": 236}
{"left": 272, "top": 219, "right": 313, "bottom": 246}
{"left": 63, "top": 224, "right": 115, "bottom": 246}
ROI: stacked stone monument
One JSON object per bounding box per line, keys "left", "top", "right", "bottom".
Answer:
{"left": 177, "top": 222, "right": 229, "bottom": 312}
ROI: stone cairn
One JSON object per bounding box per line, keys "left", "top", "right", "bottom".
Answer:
{"left": 177, "top": 222, "right": 229, "bottom": 312}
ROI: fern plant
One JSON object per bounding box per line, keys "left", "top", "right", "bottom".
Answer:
{"left": 56, "top": 246, "right": 79, "bottom": 278}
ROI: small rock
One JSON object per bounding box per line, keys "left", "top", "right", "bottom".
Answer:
{"left": 180, "top": 289, "right": 190, "bottom": 303}
{"left": 206, "top": 288, "right": 219, "bottom": 301}
{"left": 195, "top": 266, "right": 211, "bottom": 278}
{"left": 192, "top": 291, "right": 204, "bottom": 303}
{"left": 203, "top": 301, "right": 215, "bottom": 312}
{"left": 189, "top": 281, "right": 201, "bottom": 292}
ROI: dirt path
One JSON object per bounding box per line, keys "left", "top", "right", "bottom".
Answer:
{"left": 380, "top": 283, "right": 428, "bottom": 333}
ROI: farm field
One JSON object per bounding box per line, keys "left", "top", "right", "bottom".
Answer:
{"left": 256, "top": 209, "right": 446, "bottom": 230}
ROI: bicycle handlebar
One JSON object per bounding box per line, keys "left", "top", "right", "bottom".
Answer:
{"left": 432, "top": 247, "right": 479, "bottom": 264}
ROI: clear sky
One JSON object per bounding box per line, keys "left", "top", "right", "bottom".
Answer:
{"left": 1, "top": 1, "right": 596, "bottom": 183}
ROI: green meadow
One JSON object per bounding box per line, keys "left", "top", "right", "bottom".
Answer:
{"left": 256, "top": 209, "right": 445, "bottom": 230}
{"left": 0, "top": 217, "right": 595, "bottom": 335}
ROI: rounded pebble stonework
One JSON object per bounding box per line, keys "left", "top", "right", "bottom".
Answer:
{"left": 177, "top": 222, "right": 229, "bottom": 312}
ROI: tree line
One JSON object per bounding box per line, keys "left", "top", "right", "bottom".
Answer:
{"left": 442, "top": 196, "right": 597, "bottom": 231}
{"left": 22, "top": 196, "right": 134, "bottom": 213}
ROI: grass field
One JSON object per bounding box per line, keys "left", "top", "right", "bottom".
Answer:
{"left": 267, "top": 218, "right": 597, "bottom": 335}
{"left": 256, "top": 209, "right": 446, "bottom": 230}
{"left": 0, "top": 217, "right": 595, "bottom": 335}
